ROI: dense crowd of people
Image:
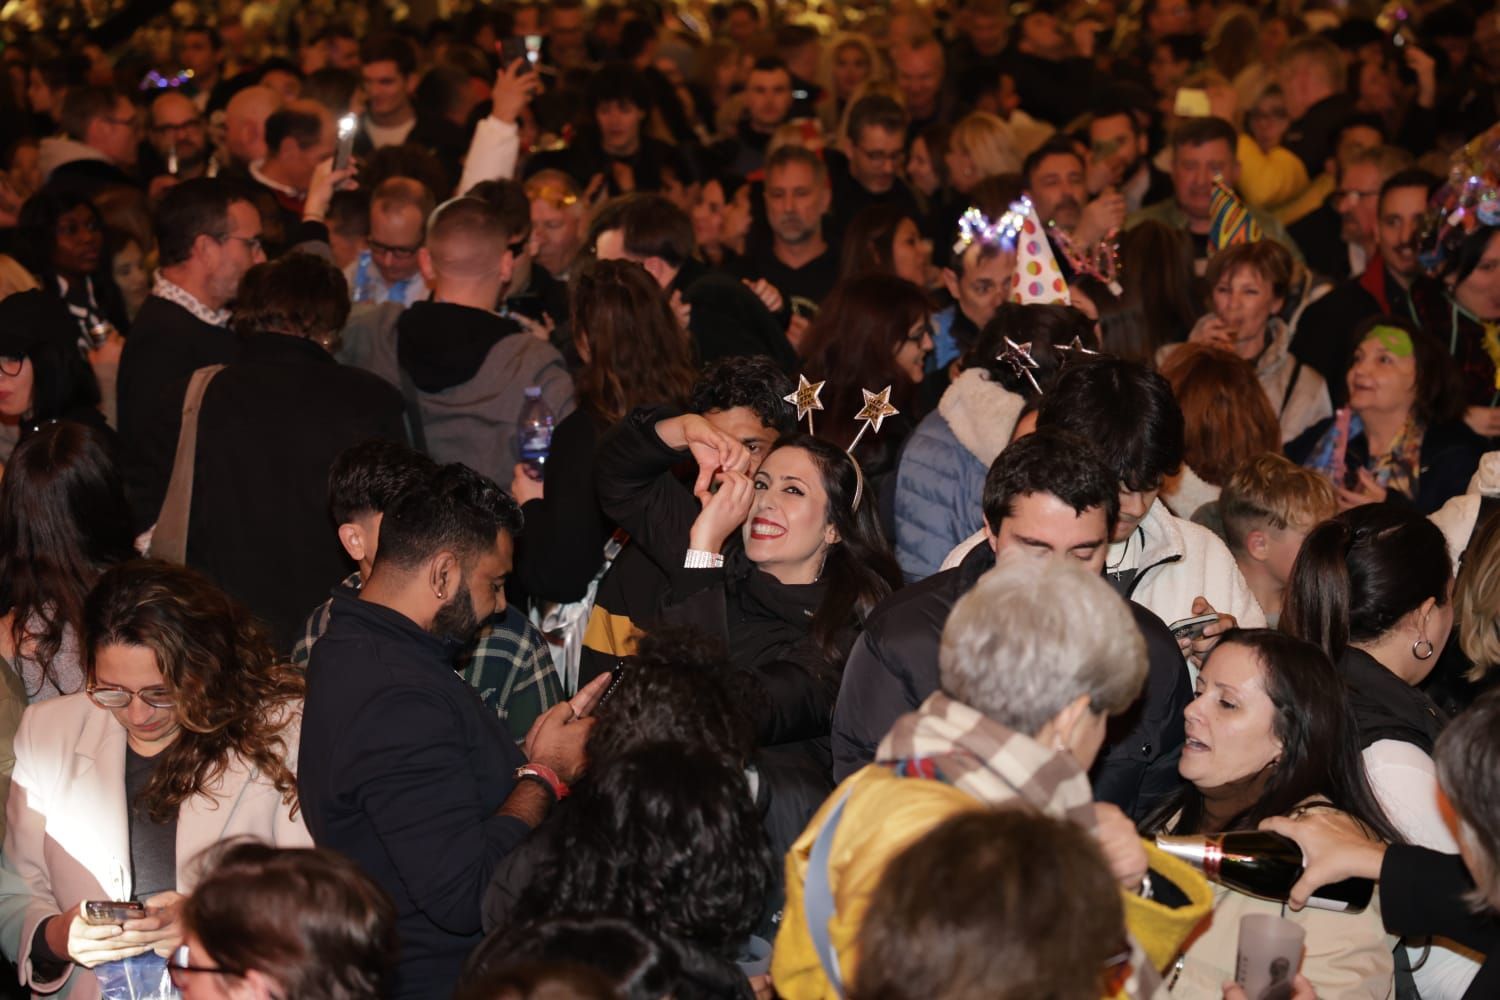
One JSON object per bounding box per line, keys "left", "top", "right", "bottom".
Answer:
{"left": 0, "top": 0, "right": 1497, "bottom": 997}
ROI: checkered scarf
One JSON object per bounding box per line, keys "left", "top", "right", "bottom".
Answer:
{"left": 877, "top": 692, "right": 1165, "bottom": 1000}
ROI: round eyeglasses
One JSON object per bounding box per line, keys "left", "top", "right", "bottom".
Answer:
{"left": 87, "top": 685, "right": 176, "bottom": 710}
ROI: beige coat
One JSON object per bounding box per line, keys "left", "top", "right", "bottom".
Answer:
{"left": 2, "top": 692, "right": 311, "bottom": 999}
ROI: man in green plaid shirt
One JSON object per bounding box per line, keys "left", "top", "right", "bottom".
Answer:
{"left": 292, "top": 571, "right": 561, "bottom": 744}
{"left": 294, "top": 441, "right": 562, "bottom": 744}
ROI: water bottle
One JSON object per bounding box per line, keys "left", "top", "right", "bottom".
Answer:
{"left": 517, "top": 387, "right": 555, "bottom": 478}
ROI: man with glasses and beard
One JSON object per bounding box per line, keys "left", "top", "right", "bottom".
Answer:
{"left": 299, "top": 462, "right": 607, "bottom": 1000}
{"left": 1023, "top": 137, "right": 1127, "bottom": 279}
{"left": 348, "top": 176, "right": 434, "bottom": 306}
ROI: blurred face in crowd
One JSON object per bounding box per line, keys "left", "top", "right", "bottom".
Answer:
{"left": 1346, "top": 332, "right": 1418, "bottom": 420}
{"left": 1336, "top": 161, "right": 1384, "bottom": 250}
{"left": 1246, "top": 91, "right": 1289, "bottom": 152}
{"left": 969, "top": 10, "right": 1009, "bottom": 56}
{"left": 889, "top": 217, "right": 928, "bottom": 285}
{"left": 1376, "top": 184, "right": 1429, "bottom": 283}
{"left": 530, "top": 196, "right": 584, "bottom": 276}
{"left": 27, "top": 67, "right": 59, "bottom": 117}
{"left": 1211, "top": 264, "right": 1284, "bottom": 357}
{"left": 1088, "top": 112, "right": 1146, "bottom": 188}
{"left": 721, "top": 182, "right": 753, "bottom": 250}
{"left": 1115, "top": 481, "right": 1159, "bottom": 542}
{"left": 1354, "top": 60, "right": 1398, "bottom": 117}
{"left": 53, "top": 203, "right": 103, "bottom": 278}
{"left": 906, "top": 135, "right": 940, "bottom": 197}
{"left": 987, "top": 492, "right": 1110, "bottom": 572}
{"left": 1454, "top": 230, "right": 1500, "bottom": 322}
{"left": 259, "top": 68, "right": 302, "bottom": 103}
{"left": 327, "top": 35, "right": 360, "bottom": 70}
{"left": 595, "top": 98, "right": 644, "bottom": 156}
{"left": 894, "top": 42, "right": 943, "bottom": 117}
{"left": 1180, "top": 642, "right": 1282, "bottom": 791}
{"left": 361, "top": 59, "right": 413, "bottom": 120}
{"left": 692, "top": 178, "right": 728, "bottom": 252}
{"left": 1018, "top": 12, "right": 1067, "bottom": 60}
{"left": 1172, "top": 138, "right": 1236, "bottom": 224}
{"left": 91, "top": 96, "right": 140, "bottom": 168}
{"left": 206, "top": 199, "right": 266, "bottom": 307}
{"left": 704, "top": 405, "right": 779, "bottom": 470}
{"left": 1148, "top": 0, "right": 1194, "bottom": 38}
{"left": 549, "top": 6, "right": 588, "bottom": 61}
{"left": 512, "top": 6, "right": 541, "bottom": 37}
{"left": 0, "top": 356, "right": 35, "bottom": 419}
{"left": 746, "top": 67, "right": 793, "bottom": 133}
{"left": 945, "top": 242, "right": 1013, "bottom": 329}
{"left": 368, "top": 201, "right": 425, "bottom": 286}
{"left": 726, "top": 7, "right": 760, "bottom": 46}
{"left": 113, "top": 239, "right": 151, "bottom": 316}
{"left": 178, "top": 30, "right": 219, "bottom": 81}
{"left": 92, "top": 643, "right": 182, "bottom": 755}
{"left": 1148, "top": 43, "right": 1191, "bottom": 97}
{"left": 765, "top": 160, "right": 828, "bottom": 247}
{"left": 832, "top": 41, "right": 872, "bottom": 100}
{"left": 275, "top": 112, "right": 335, "bottom": 193}
{"left": 149, "top": 91, "right": 209, "bottom": 167}
{"left": 894, "top": 315, "right": 935, "bottom": 383}
{"left": 849, "top": 124, "right": 904, "bottom": 194}
{"left": 744, "top": 446, "right": 837, "bottom": 582}
{"left": 1028, "top": 152, "right": 1088, "bottom": 232}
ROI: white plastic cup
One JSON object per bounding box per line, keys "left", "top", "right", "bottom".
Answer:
{"left": 1235, "top": 913, "right": 1305, "bottom": 1000}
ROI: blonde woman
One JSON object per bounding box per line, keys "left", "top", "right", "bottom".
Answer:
{"left": 945, "top": 112, "right": 1020, "bottom": 195}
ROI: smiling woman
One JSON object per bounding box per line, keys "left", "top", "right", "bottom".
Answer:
{"left": 596, "top": 410, "right": 903, "bottom": 827}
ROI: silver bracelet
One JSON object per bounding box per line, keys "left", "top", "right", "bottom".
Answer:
{"left": 683, "top": 549, "right": 724, "bottom": 569}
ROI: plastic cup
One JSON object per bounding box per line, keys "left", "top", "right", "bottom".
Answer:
{"left": 1235, "top": 913, "right": 1305, "bottom": 1000}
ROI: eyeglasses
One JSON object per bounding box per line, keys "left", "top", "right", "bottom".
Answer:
{"left": 166, "top": 944, "right": 241, "bottom": 987}
{"left": 0, "top": 356, "right": 24, "bottom": 377}
{"left": 150, "top": 118, "right": 204, "bottom": 135}
{"left": 905, "top": 322, "right": 934, "bottom": 344}
{"left": 1335, "top": 188, "right": 1380, "bottom": 203}
{"left": 368, "top": 239, "right": 422, "bottom": 260}
{"left": 856, "top": 147, "right": 906, "bottom": 166}
{"left": 87, "top": 684, "right": 176, "bottom": 710}
{"left": 102, "top": 114, "right": 140, "bottom": 130}
{"left": 218, "top": 234, "right": 264, "bottom": 254}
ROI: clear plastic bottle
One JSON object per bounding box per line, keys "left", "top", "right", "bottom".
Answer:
{"left": 517, "top": 386, "right": 555, "bottom": 478}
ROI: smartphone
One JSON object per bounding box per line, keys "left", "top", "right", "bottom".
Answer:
{"left": 82, "top": 900, "right": 147, "bottom": 925}
{"left": 166, "top": 137, "right": 179, "bottom": 177}
{"left": 333, "top": 112, "right": 357, "bottom": 172}
{"left": 524, "top": 34, "right": 543, "bottom": 66}
{"left": 597, "top": 660, "right": 631, "bottom": 709}
{"left": 1169, "top": 613, "right": 1220, "bottom": 641}
{"left": 499, "top": 36, "right": 532, "bottom": 74}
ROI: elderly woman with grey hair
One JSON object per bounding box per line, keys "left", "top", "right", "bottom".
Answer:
{"left": 771, "top": 553, "right": 1214, "bottom": 1000}
{"left": 1266, "top": 690, "right": 1500, "bottom": 998}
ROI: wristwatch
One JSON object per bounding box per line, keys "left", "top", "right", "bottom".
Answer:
{"left": 515, "top": 762, "right": 569, "bottom": 800}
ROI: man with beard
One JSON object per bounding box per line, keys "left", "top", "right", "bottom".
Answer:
{"left": 1086, "top": 100, "right": 1173, "bottom": 214}
{"left": 738, "top": 145, "right": 840, "bottom": 332}
{"left": 299, "top": 462, "right": 606, "bottom": 1000}
{"left": 1292, "top": 168, "right": 1442, "bottom": 404}
{"left": 1022, "top": 137, "right": 1126, "bottom": 278}
{"left": 142, "top": 90, "right": 213, "bottom": 192}
{"left": 1288, "top": 138, "right": 1406, "bottom": 283}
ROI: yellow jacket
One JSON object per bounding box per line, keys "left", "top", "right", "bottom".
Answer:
{"left": 772, "top": 766, "right": 1214, "bottom": 1000}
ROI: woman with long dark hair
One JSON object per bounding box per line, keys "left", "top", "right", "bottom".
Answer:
{"left": 838, "top": 203, "right": 928, "bottom": 286}
{"left": 511, "top": 259, "right": 698, "bottom": 605}
{"left": 0, "top": 561, "right": 311, "bottom": 998}
{"left": 0, "top": 421, "right": 134, "bottom": 701}
{"left": 1140, "top": 629, "right": 1403, "bottom": 996}
{"left": 0, "top": 289, "right": 106, "bottom": 461}
{"left": 596, "top": 409, "right": 903, "bottom": 773}
{"left": 799, "top": 274, "right": 932, "bottom": 491}
{"left": 1282, "top": 505, "right": 1482, "bottom": 996}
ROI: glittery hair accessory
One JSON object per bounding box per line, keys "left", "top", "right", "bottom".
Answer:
{"left": 951, "top": 199, "right": 1028, "bottom": 259}
{"left": 845, "top": 387, "right": 900, "bottom": 511}
{"left": 1420, "top": 124, "right": 1500, "bottom": 274}
{"left": 782, "top": 374, "right": 826, "bottom": 433}
{"left": 1048, "top": 224, "right": 1122, "bottom": 295}
{"left": 997, "top": 337, "right": 1042, "bottom": 395}
{"left": 140, "top": 69, "right": 194, "bottom": 91}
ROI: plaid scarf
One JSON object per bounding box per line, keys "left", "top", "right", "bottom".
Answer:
{"left": 877, "top": 693, "right": 1163, "bottom": 1000}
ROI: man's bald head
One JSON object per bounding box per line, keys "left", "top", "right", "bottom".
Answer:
{"left": 224, "top": 85, "right": 282, "bottom": 166}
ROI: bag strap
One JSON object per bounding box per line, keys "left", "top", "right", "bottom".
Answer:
{"left": 398, "top": 365, "right": 429, "bottom": 455}
{"left": 803, "top": 787, "right": 854, "bottom": 998}
{"left": 1280, "top": 359, "right": 1302, "bottom": 415}
{"left": 149, "top": 364, "right": 226, "bottom": 564}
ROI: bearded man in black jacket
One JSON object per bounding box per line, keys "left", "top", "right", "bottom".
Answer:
{"left": 831, "top": 428, "right": 1191, "bottom": 821}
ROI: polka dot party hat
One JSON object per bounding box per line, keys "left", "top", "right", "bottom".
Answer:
{"left": 1009, "top": 200, "right": 1071, "bottom": 307}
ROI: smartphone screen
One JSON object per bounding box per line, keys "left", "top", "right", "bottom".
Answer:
{"left": 334, "top": 112, "right": 357, "bottom": 171}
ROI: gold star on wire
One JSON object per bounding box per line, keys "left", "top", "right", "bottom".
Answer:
{"left": 1056, "top": 335, "right": 1100, "bottom": 356}
{"left": 997, "top": 337, "right": 1042, "bottom": 395}
{"left": 782, "top": 374, "right": 826, "bottom": 429}
{"left": 848, "top": 385, "right": 900, "bottom": 453}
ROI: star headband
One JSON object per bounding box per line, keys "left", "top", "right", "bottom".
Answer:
{"left": 997, "top": 337, "right": 1042, "bottom": 395}
{"left": 952, "top": 197, "right": 1030, "bottom": 259}
{"left": 781, "top": 378, "right": 899, "bottom": 511}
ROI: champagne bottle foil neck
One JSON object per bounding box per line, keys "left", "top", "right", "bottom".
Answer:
{"left": 1153, "top": 834, "right": 1221, "bottom": 878}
